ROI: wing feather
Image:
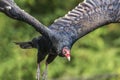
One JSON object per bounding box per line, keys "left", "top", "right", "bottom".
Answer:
{"left": 49, "top": 0, "right": 120, "bottom": 43}
{"left": 0, "top": 0, "right": 52, "bottom": 37}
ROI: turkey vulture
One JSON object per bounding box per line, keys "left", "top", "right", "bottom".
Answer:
{"left": 0, "top": 0, "right": 120, "bottom": 80}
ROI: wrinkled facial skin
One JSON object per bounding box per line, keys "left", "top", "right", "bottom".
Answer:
{"left": 62, "top": 47, "right": 71, "bottom": 61}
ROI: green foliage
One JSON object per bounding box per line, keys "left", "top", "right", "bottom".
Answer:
{"left": 0, "top": 0, "right": 120, "bottom": 80}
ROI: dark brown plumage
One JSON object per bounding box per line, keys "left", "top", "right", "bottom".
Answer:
{"left": 0, "top": 0, "right": 120, "bottom": 80}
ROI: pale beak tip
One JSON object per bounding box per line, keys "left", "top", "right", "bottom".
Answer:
{"left": 67, "top": 56, "right": 71, "bottom": 61}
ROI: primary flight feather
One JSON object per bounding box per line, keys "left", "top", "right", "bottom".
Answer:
{"left": 0, "top": 0, "right": 120, "bottom": 80}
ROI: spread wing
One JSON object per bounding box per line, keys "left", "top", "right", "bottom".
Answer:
{"left": 49, "top": 0, "right": 120, "bottom": 43}
{"left": 0, "top": 0, "right": 52, "bottom": 37}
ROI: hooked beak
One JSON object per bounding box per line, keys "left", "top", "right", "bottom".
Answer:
{"left": 63, "top": 47, "right": 71, "bottom": 61}
{"left": 64, "top": 52, "right": 71, "bottom": 61}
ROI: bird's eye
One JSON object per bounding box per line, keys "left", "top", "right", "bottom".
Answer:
{"left": 63, "top": 51, "right": 66, "bottom": 54}
{"left": 62, "top": 49, "right": 67, "bottom": 55}
{"left": 62, "top": 47, "right": 69, "bottom": 54}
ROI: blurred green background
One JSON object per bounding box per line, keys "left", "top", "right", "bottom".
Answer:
{"left": 0, "top": 0, "right": 120, "bottom": 80}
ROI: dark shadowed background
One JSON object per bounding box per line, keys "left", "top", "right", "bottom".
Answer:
{"left": 0, "top": 0, "right": 120, "bottom": 80}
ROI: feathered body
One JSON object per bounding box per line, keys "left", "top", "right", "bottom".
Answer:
{"left": 0, "top": 0, "right": 120, "bottom": 80}
{"left": 16, "top": 0, "right": 120, "bottom": 60}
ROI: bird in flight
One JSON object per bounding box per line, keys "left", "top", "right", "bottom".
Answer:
{"left": 0, "top": 0, "right": 120, "bottom": 80}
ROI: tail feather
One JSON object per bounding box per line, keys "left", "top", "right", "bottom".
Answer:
{"left": 14, "top": 41, "right": 33, "bottom": 49}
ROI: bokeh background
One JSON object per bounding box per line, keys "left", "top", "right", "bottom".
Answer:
{"left": 0, "top": 0, "right": 120, "bottom": 80}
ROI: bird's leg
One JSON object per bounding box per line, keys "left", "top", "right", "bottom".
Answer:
{"left": 36, "top": 63, "right": 40, "bottom": 80}
{"left": 42, "top": 54, "right": 57, "bottom": 80}
{"left": 36, "top": 51, "right": 47, "bottom": 80}
{"left": 42, "top": 62, "right": 48, "bottom": 80}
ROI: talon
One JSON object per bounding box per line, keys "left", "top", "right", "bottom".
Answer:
{"left": 42, "top": 63, "right": 48, "bottom": 80}
{"left": 42, "top": 71, "right": 47, "bottom": 80}
{"left": 36, "top": 64, "right": 40, "bottom": 80}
